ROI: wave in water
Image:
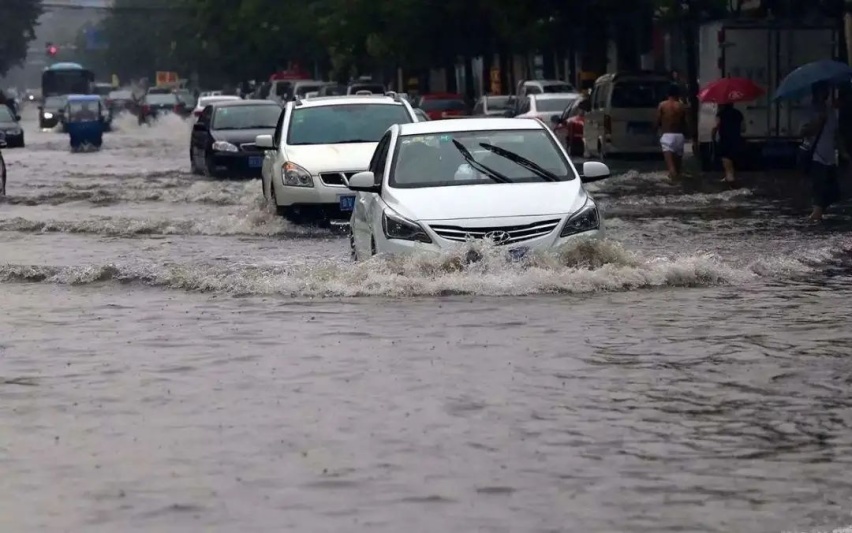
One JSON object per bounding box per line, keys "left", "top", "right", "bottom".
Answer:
{"left": 3, "top": 179, "right": 258, "bottom": 206}
{"left": 0, "top": 239, "right": 832, "bottom": 297}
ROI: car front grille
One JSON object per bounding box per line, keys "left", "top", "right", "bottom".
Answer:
{"left": 319, "top": 171, "right": 361, "bottom": 187}
{"left": 428, "top": 218, "right": 562, "bottom": 245}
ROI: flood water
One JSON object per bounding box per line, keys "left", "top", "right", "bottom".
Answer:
{"left": 2, "top": 108, "right": 852, "bottom": 533}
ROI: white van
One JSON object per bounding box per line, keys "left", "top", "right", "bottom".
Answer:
{"left": 584, "top": 72, "right": 673, "bottom": 158}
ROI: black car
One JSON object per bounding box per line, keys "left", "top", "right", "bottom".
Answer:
{"left": 190, "top": 100, "right": 282, "bottom": 178}
{"left": 39, "top": 95, "right": 67, "bottom": 129}
{"left": 139, "top": 92, "right": 186, "bottom": 124}
{"left": 0, "top": 105, "right": 24, "bottom": 148}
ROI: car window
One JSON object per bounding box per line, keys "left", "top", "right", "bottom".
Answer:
{"left": 519, "top": 97, "right": 531, "bottom": 114}
{"left": 0, "top": 106, "right": 14, "bottom": 121}
{"left": 275, "top": 82, "right": 293, "bottom": 97}
{"left": 525, "top": 85, "right": 542, "bottom": 95}
{"left": 562, "top": 102, "right": 576, "bottom": 120}
{"left": 370, "top": 133, "right": 392, "bottom": 178}
{"left": 418, "top": 99, "right": 467, "bottom": 112}
{"left": 198, "top": 106, "right": 213, "bottom": 125}
{"left": 534, "top": 97, "right": 578, "bottom": 113}
{"left": 472, "top": 100, "right": 483, "bottom": 114}
{"left": 485, "top": 96, "right": 511, "bottom": 111}
{"left": 610, "top": 81, "right": 670, "bottom": 108}
{"left": 390, "top": 129, "right": 571, "bottom": 188}
{"left": 273, "top": 106, "right": 287, "bottom": 146}
{"left": 286, "top": 104, "right": 412, "bottom": 145}
{"left": 212, "top": 105, "right": 281, "bottom": 130}
{"left": 145, "top": 93, "right": 178, "bottom": 105}
{"left": 541, "top": 83, "right": 575, "bottom": 93}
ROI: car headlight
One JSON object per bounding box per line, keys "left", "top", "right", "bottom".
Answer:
{"left": 382, "top": 209, "right": 432, "bottom": 243}
{"left": 212, "top": 141, "right": 238, "bottom": 153}
{"left": 43, "top": 112, "right": 54, "bottom": 119}
{"left": 560, "top": 199, "right": 600, "bottom": 237}
{"left": 282, "top": 162, "right": 314, "bottom": 187}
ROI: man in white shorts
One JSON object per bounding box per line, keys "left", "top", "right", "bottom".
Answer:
{"left": 657, "top": 84, "right": 688, "bottom": 179}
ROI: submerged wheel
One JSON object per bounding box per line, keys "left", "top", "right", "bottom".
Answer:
{"left": 370, "top": 237, "right": 377, "bottom": 257}
{"left": 349, "top": 232, "right": 357, "bottom": 261}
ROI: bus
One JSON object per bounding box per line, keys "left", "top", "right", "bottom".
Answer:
{"left": 42, "top": 62, "right": 95, "bottom": 98}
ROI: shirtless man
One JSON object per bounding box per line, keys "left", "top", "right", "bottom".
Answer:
{"left": 657, "top": 84, "right": 688, "bottom": 179}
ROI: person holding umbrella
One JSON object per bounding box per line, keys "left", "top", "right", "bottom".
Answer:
{"left": 774, "top": 60, "right": 852, "bottom": 222}
{"left": 698, "top": 77, "right": 764, "bottom": 183}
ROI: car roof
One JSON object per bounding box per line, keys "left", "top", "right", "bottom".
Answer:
{"left": 531, "top": 93, "right": 581, "bottom": 100}
{"left": 66, "top": 94, "right": 101, "bottom": 102}
{"left": 292, "top": 95, "right": 406, "bottom": 108}
{"left": 398, "top": 117, "right": 545, "bottom": 136}
{"left": 210, "top": 99, "right": 280, "bottom": 108}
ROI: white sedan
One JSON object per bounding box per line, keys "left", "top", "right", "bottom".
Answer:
{"left": 191, "top": 95, "right": 240, "bottom": 119}
{"left": 347, "top": 117, "right": 612, "bottom": 261}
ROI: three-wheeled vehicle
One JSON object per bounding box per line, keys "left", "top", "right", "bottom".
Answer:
{"left": 63, "top": 95, "right": 105, "bottom": 151}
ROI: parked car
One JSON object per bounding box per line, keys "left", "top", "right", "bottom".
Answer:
{"left": 0, "top": 105, "right": 24, "bottom": 147}
{"left": 256, "top": 94, "right": 417, "bottom": 224}
{"left": 191, "top": 95, "right": 241, "bottom": 119}
{"left": 346, "top": 117, "right": 611, "bottom": 261}
{"left": 417, "top": 93, "right": 469, "bottom": 120}
{"left": 190, "top": 99, "right": 282, "bottom": 178}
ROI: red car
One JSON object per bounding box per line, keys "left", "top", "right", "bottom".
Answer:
{"left": 552, "top": 96, "right": 590, "bottom": 156}
{"left": 417, "top": 93, "right": 469, "bottom": 120}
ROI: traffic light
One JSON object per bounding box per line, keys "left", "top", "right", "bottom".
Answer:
{"left": 46, "top": 43, "right": 58, "bottom": 57}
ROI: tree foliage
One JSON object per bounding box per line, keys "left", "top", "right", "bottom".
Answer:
{"left": 0, "top": 0, "right": 43, "bottom": 76}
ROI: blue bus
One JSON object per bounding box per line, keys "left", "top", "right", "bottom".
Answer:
{"left": 42, "top": 62, "right": 94, "bottom": 98}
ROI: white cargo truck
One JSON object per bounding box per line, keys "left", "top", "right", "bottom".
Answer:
{"left": 695, "top": 21, "right": 838, "bottom": 169}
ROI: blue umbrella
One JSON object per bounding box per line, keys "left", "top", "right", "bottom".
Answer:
{"left": 772, "top": 59, "right": 852, "bottom": 101}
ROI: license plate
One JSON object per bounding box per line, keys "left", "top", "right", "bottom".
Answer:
{"left": 507, "top": 247, "right": 529, "bottom": 261}
{"left": 249, "top": 156, "right": 263, "bottom": 167}
{"left": 339, "top": 195, "right": 356, "bottom": 212}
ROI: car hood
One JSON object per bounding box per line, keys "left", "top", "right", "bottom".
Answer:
{"left": 284, "top": 143, "right": 378, "bottom": 172}
{"left": 212, "top": 128, "right": 275, "bottom": 145}
{"left": 384, "top": 180, "right": 587, "bottom": 222}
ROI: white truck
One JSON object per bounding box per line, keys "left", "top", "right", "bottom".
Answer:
{"left": 696, "top": 21, "right": 838, "bottom": 170}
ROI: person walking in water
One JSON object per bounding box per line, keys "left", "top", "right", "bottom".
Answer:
{"left": 657, "top": 84, "right": 688, "bottom": 179}
{"left": 712, "top": 103, "right": 745, "bottom": 183}
{"left": 801, "top": 81, "right": 844, "bottom": 223}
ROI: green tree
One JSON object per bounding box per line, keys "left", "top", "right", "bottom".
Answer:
{"left": 0, "top": 0, "right": 43, "bottom": 76}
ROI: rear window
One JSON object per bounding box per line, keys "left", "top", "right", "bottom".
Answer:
{"left": 541, "top": 83, "right": 575, "bottom": 93}
{"left": 348, "top": 84, "right": 385, "bottom": 94}
{"left": 534, "top": 97, "right": 577, "bottom": 112}
{"left": 145, "top": 93, "right": 178, "bottom": 105}
{"left": 295, "top": 84, "right": 324, "bottom": 97}
{"left": 610, "top": 81, "right": 670, "bottom": 108}
{"left": 485, "top": 96, "right": 511, "bottom": 110}
{"left": 419, "top": 99, "right": 467, "bottom": 112}
{"left": 109, "top": 91, "right": 132, "bottom": 100}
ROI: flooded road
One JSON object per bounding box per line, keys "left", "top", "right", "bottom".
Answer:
{"left": 2, "top": 109, "right": 852, "bottom": 533}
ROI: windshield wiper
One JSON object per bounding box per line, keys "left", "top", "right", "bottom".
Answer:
{"left": 478, "top": 143, "right": 561, "bottom": 182}
{"left": 451, "top": 139, "right": 512, "bottom": 183}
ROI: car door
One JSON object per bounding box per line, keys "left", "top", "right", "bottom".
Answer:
{"left": 192, "top": 106, "right": 212, "bottom": 161}
{"left": 585, "top": 86, "right": 604, "bottom": 155}
{"left": 263, "top": 106, "right": 286, "bottom": 195}
{"left": 353, "top": 132, "right": 391, "bottom": 252}
{"left": 554, "top": 101, "right": 575, "bottom": 147}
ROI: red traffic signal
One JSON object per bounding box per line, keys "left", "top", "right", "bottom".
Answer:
{"left": 46, "top": 44, "right": 58, "bottom": 56}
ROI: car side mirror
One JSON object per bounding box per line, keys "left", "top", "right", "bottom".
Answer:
{"left": 550, "top": 114, "right": 561, "bottom": 124}
{"left": 15, "top": 115, "right": 21, "bottom": 121}
{"left": 579, "top": 161, "right": 611, "bottom": 183}
{"left": 255, "top": 134, "right": 274, "bottom": 148}
{"left": 193, "top": 122, "right": 206, "bottom": 131}
{"left": 347, "top": 171, "right": 380, "bottom": 192}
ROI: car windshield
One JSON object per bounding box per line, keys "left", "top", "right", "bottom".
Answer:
{"left": 611, "top": 80, "right": 670, "bottom": 108}
{"left": 419, "top": 99, "right": 467, "bottom": 112}
{"left": 541, "top": 83, "right": 575, "bottom": 93}
{"left": 485, "top": 96, "right": 511, "bottom": 110}
{"left": 45, "top": 96, "right": 66, "bottom": 108}
{"left": 534, "top": 97, "right": 577, "bottom": 112}
{"left": 145, "top": 94, "right": 178, "bottom": 105}
{"left": 287, "top": 104, "right": 412, "bottom": 145}
{"left": 0, "top": 106, "right": 14, "bottom": 121}
{"left": 390, "top": 129, "right": 571, "bottom": 188}
{"left": 67, "top": 101, "right": 100, "bottom": 120}
{"left": 212, "top": 105, "right": 281, "bottom": 129}
{"left": 109, "top": 90, "right": 132, "bottom": 100}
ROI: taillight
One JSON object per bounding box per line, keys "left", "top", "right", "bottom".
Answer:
{"left": 604, "top": 115, "right": 612, "bottom": 134}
